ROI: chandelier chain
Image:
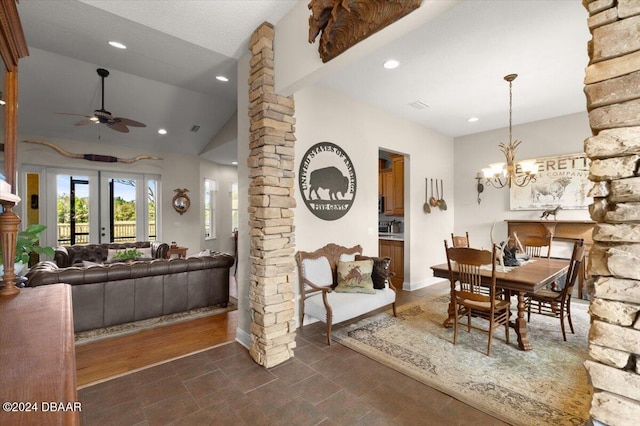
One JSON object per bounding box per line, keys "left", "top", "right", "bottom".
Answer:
{"left": 508, "top": 78, "right": 513, "bottom": 144}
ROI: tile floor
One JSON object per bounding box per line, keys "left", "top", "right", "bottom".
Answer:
{"left": 79, "top": 283, "right": 509, "bottom": 425}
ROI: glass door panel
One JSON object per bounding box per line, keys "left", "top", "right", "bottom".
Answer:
{"left": 50, "top": 170, "right": 99, "bottom": 246}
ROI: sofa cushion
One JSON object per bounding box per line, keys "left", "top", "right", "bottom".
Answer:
{"left": 355, "top": 255, "right": 391, "bottom": 290}
{"left": 305, "top": 287, "right": 396, "bottom": 324}
{"left": 335, "top": 259, "right": 375, "bottom": 294}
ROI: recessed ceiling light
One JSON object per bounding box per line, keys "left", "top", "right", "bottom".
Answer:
{"left": 108, "top": 41, "right": 127, "bottom": 49}
{"left": 158, "top": 129, "right": 167, "bottom": 135}
{"left": 216, "top": 75, "right": 229, "bottom": 82}
{"left": 232, "top": 161, "right": 238, "bottom": 165}
{"left": 383, "top": 59, "right": 400, "bottom": 69}
{"left": 468, "top": 117, "right": 479, "bottom": 122}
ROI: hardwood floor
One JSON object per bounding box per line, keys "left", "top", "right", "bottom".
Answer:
{"left": 76, "top": 310, "right": 238, "bottom": 388}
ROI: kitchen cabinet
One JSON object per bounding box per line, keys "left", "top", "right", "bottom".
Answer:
{"left": 379, "top": 239, "right": 404, "bottom": 289}
{"left": 381, "top": 169, "right": 394, "bottom": 215}
{"left": 378, "top": 159, "right": 386, "bottom": 196}
{"left": 378, "top": 154, "right": 404, "bottom": 216}
{"left": 391, "top": 154, "right": 404, "bottom": 215}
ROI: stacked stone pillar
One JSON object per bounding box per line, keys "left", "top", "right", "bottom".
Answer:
{"left": 583, "top": 1, "right": 640, "bottom": 424}
{"left": 247, "top": 22, "right": 297, "bottom": 368}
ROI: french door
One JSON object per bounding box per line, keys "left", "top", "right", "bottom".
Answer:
{"left": 42, "top": 168, "right": 159, "bottom": 246}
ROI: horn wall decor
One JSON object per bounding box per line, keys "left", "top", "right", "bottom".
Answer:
{"left": 22, "top": 140, "right": 162, "bottom": 163}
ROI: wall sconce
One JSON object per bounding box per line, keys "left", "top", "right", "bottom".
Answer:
{"left": 475, "top": 172, "right": 484, "bottom": 204}
{"left": 0, "top": 91, "right": 5, "bottom": 106}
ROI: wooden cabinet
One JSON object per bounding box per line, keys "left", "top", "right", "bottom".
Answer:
{"left": 378, "top": 154, "right": 404, "bottom": 216}
{"left": 505, "top": 220, "right": 595, "bottom": 298}
{"left": 381, "top": 169, "right": 394, "bottom": 215}
{"left": 379, "top": 239, "right": 404, "bottom": 289}
{"left": 391, "top": 155, "right": 404, "bottom": 215}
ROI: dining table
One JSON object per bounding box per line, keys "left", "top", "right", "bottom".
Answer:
{"left": 430, "top": 257, "right": 570, "bottom": 351}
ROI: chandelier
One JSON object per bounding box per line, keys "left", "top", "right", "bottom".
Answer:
{"left": 480, "top": 74, "right": 538, "bottom": 189}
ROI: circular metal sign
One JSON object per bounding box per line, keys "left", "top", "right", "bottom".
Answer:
{"left": 298, "top": 142, "right": 357, "bottom": 221}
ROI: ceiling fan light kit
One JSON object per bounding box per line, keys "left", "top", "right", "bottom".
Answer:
{"left": 61, "top": 68, "right": 147, "bottom": 133}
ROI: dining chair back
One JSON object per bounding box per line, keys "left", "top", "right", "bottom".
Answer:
{"left": 450, "top": 232, "right": 470, "bottom": 248}
{"left": 525, "top": 239, "right": 585, "bottom": 341}
{"left": 444, "top": 240, "right": 510, "bottom": 356}
{"left": 513, "top": 232, "right": 552, "bottom": 258}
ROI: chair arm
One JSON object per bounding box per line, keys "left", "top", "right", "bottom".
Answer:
{"left": 302, "top": 277, "right": 333, "bottom": 293}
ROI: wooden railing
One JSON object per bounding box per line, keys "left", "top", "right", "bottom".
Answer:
{"left": 56, "top": 222, "right": 156, "bottom": 245}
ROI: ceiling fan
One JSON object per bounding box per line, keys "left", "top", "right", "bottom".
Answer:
{"left": 59, "top": 68, "right": 146, "bottom": 133}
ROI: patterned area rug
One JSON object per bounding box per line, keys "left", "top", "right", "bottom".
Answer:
{"left": 75, "top": 299, "right": 237, "bottom": 345}
{"left": 333, "top": 293, "right": 591, "bottom": 426}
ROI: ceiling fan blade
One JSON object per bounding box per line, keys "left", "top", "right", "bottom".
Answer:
{"left": 116, "top": 117, "right": 146, "bottom": 128}
{"left": 107, "top": 121, "right": 130, "bottom": 133}
{"left": 75, "top": 119, "right": 97, "bottom": 126}
{"left": 57, "top": 112, "right": 94, "bottom": 119}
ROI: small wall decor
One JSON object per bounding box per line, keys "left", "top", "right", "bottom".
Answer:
{"left": 308, "top": 0, "right": 421, "bottom": 63}
{"left": 510, "top": 153, "right": 591, "bottom": 210}
{"left": 172, "top": 188, "right": 190, "bottom": 215}
{"left": 22, "top": 140, "right": 162, "bottom": 163}
{"left": 298, "top": 142, "right": 356, "bottom": 221}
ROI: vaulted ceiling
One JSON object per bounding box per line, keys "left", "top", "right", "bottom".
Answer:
{"left": 7, "top": 1, "right": 590, "bottom": 166}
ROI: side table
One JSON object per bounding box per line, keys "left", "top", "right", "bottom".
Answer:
{"left": 166, "top": 246, "right": 188, "bottom": 259}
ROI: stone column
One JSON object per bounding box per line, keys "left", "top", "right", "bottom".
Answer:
{"left": 247, "top": 22, "right": 297, "bottom": 368}
{"left": 583, "top": 1, "right": 640, "bottom": 424}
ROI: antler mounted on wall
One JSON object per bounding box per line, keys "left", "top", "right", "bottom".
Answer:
{"left": 308, "top": 0, "right": 421, "bottom": 63}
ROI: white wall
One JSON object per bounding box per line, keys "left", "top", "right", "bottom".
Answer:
{"left": 453, "top": 112, "right": 591, "bottom": 251}
{"left": 294, "top": 85, "right": 454, "bottom": 289}
{"left": 14, "top": 135, "right": 235, "bottom": 255}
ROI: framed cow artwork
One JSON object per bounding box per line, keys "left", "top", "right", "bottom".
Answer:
{"left": 510, "top": 153, "right": 591, "bottom": 211}
{"left": 298, "top": 141, "right": 357, "bottom": 221}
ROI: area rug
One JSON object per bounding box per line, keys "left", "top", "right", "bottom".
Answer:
{"left": 75, "top": 299, "right": 237, "bottom": 345}
{"left": 332, "top": 293, "right": 592, "bottom": 426}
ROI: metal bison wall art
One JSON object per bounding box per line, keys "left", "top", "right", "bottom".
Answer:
{"left": 298, "top": 142, "right": 356, "bottom": 221}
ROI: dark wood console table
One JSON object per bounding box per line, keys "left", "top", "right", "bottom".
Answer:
{"left": 0, "top": 284, "right": 80, "bottom": 425}
{"left": 506, "top": 220, "right": 595, "bottom": 298}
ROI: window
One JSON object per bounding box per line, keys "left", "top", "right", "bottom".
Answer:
{"left": 204, "top": 179, "right": 217, "bottom": 239}
{"left": 231, "top": 183, "right": 238, "bottom": 233}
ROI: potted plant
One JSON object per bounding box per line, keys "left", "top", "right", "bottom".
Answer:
{"left": 112, "top": 248, "right": 143, "bottom": 262}
{"left": 0, "top": 224, "right": 55, "bottom": 276}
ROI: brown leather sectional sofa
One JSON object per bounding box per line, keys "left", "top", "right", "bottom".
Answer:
{"left": 26, "top": 253, "right": 235, "bottom": 332}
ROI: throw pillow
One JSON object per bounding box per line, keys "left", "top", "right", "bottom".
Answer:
{"left": 355, "top": 255, "right": 391, "bottom": 290}
{"left": 334, "top": 259, "right": 375, "bottom": 294}
{"left": 106, "top": 249, "right": 119, "bottom": 262}
{"left": 138, "top": 247, "right": 152, "bottom": 258}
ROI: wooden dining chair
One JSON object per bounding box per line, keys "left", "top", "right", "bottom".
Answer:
{"left": 513, "top": 232, "right": 552, "bottom": 258}
{"left": 444, "top": 241, "right": 510, "bottom": 356}
{"left": 525, "top": 239, "right": 585, "bottom": 341}
{"left": 450, "top": 232, "right": 470, "bottom": 248}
